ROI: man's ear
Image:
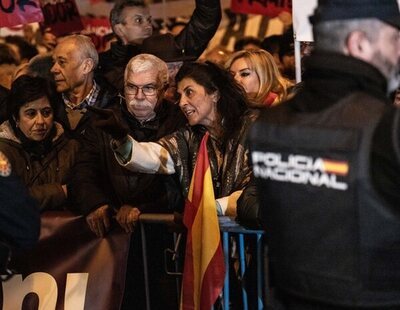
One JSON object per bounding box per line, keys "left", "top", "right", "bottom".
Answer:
{"left": 114, "top": 24, "right": 127, "bottom": 45}
{"left": 82, "top": 58, "right": 95, "bottom": 74}
{"left": 345, "top": 31, "right": 374, "bottom": 62}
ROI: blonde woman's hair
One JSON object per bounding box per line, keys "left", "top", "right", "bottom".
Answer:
{"left": 226, "top": 49, "right": 292, "bottom": 107}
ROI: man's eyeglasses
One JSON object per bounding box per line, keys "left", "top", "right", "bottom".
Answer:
{"left": 124, "top": 83, "right": 158, "bottom": 96}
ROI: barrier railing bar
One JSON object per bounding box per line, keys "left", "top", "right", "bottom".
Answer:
{"left": 239, "top": 233, "right": 248, "bottom": 310}
{"left": 223, "top": 232, "right": 230, "bottom": 309}
{"left": 140, "top": 222, "right": 151, "bottom": 310}
{"left": 139, "top": 214, "right": 265, "bottom": 310}
{"left": 257, "top": 233, "right": 263, "bottom": 309}
{"left": 138, "top": 213, "right": 177, "bottom": 310}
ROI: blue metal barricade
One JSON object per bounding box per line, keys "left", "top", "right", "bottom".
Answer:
{"left": 139, "top": 214, "right": 265, "bottom": 310}
{"left": 219, "top": 216, "right": 265, "bottom": 310}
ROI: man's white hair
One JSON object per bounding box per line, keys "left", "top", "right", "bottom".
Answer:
{"left": 124, "top": 53, "right": 169, "bottom": 85}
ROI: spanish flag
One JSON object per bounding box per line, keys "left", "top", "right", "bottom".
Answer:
{"left": 181, "top": 132, "right": 225, "bottom": 310}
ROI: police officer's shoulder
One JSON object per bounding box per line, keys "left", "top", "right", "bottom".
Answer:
{"left": 0, "top": 151, "right": 11, "bottom": 177}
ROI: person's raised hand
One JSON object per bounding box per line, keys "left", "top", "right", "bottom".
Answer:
{"left": 87, "top": 106, "right": 128, "bottom": 141}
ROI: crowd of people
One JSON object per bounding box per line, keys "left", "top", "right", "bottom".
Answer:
{"left": 2, "top": 0, "right": 400, "bottom": 309}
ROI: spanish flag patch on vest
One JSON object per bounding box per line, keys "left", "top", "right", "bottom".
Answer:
{"left": 0, "top": 151, "right": 11, "bottom": 177}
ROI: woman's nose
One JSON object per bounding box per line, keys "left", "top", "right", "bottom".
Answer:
{"left": 35, "top": 113, "right": 45, "bottom": 124}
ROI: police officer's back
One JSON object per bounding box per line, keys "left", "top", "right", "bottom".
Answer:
{"left": 249, "top": 0, "right": 400, "bottom": 308}
{"left": 0, "top": 151, "right": 40, "bottom": 277}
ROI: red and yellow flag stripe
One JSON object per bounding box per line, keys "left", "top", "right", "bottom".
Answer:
{"left": 181, "top": 132, "right": 225, "bottom": 310}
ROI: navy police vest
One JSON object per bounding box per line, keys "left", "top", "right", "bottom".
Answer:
{"left": 249, "top": 92, "right": 400, "bottom": 307}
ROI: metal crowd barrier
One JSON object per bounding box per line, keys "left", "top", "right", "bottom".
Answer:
{"left": 138, "top": 214, "right": 265, "bottom": 310}
{"left": 219, "top": 216, "right": 265, "bottom": 310}
{"left": 138, "top": 213, "right": 181, "bottom": 310}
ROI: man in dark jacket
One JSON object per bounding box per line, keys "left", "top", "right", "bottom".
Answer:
{"left": 249, "top": 0, "right": 400, "bottom": 309}
{"left": 96, "top": 0, "right": 221, "bottom": 91}
{"left": 51, "top": 35, "right": 117, "bottom": 137}
{"left": 69, "top": 53, "right": 186, "bottom": 309}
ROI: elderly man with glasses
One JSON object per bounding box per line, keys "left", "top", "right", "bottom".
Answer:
{"left": 69, "top": 53, "right": 186, "bottom": 309}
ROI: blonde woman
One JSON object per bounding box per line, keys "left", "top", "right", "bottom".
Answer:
{"left": 226, "top": 49, "right": 293, "bottom": 108}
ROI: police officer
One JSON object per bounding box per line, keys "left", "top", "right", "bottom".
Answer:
{"left": 0, "top": 151, "right": 40, "bottom": 277}
{"left": 249, "top": 0, "right": 400, "bottom": 309}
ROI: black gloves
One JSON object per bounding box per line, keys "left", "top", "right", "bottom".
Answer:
{"left": 87, "top": 106, "right": 128, "bottom": 141}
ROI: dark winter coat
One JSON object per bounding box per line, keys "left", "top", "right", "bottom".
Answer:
{"left": 0, "top": 121, "right": 79, "bottom": 211}
{"left": 249, "top": 52, "right": 400, "bottom": 309}
{"left": 0, "top": 151, "right": 40, "bottom": 249}
{"left": 69, "top": 97, "right": 187, "bottom": 215}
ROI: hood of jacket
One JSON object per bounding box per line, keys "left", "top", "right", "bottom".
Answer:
{"left": 0, "top": 121, "right": 64, "bottom": 144}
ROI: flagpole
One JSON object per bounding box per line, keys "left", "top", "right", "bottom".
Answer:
{"left": 295, "top": 35, "right": 302, "bottom": 83}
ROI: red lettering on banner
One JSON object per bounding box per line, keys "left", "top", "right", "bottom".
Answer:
{"left": 0, "top": 0, "right": 43, "bottom": 28}
{"left": 40, "top": 0, "right": 83, "bottom": 36}
{"left": 231, "top": 0, "right": 292, "bottom": 17}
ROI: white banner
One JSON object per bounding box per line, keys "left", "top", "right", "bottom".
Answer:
{"left": 293, "top": 0, "right": 317, "bottom": 42}
{"left": 293, "top": 0, "right": 400, "bottom": 42}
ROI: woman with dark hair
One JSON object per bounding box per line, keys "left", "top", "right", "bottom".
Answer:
{"left": 93, "top": 61, "right": 255, "bottom": 216}
{"left": 0, "top": 75, "right": 79, "bottom": 211}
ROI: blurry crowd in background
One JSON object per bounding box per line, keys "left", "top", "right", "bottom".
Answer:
{"left": 0, "top": 20, "right": 299, "bottom": 93}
